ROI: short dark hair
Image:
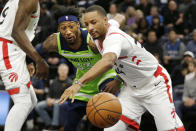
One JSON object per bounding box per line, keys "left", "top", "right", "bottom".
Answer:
{"left": 85, "top": 5, "right": 107, "bottom": 16}
{"left": 53, "top": 7, "right": 80, "bottom": 23}
{"left": 169, "top": 28, "right": 177, "bottom": 33}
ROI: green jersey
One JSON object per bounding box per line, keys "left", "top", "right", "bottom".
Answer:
{"left": 57, "top": 28, "right": 117, "bottom": 102}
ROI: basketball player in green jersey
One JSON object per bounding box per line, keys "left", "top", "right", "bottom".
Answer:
{"left": 37, "top": 8, "right": 125, "bottom": 131}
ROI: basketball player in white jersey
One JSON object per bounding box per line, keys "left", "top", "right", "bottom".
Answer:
{"left": 0, "top": 0, "right": 49, "bottom": 131}
{"left": 59, "top": 5, "right": 185, "bottom": 131}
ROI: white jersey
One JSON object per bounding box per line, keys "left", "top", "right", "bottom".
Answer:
{"left": 94, "top": 20, "right": 159, "bottom": 88}
{"left": 0, "top": 0, "right": 40, "bottom": 44}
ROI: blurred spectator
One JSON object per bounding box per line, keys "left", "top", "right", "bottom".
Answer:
{"left": 32, "top": 2, "right": 55, "bottom": 45}
{"left": 146, "top": 6, "right": 164, "bottom": 26}
{"left": 46, "top": 52, "right": 71, "bottom": 80}
{"left": 150, "top": 16, "right": 164, "bottom": 38}
{"left": 136, "top": 0, "right": 153, "bottom": 16}
{"left": 124, "top": 6, "right": 137, "bottom": 30}
{"left": 135, "top": 9, "right": 144, "bottom": 22}
{"left": 164, "top": 1, "right": 179, "bottom": 32}
{"left": 25, "top": 63, "right": 45, "bottom": 130}
{"left": 107, "top": 3, "right": 119, "bottom": 19}
{"left": 187, "top": 60, "right": 196, "bottom": 73}
{"left": 171, "top": 62, "right": 188, "bottom": 87}
{"left": 178, "top": 0, "right": 192, "bottom": 13}
{"left": 77, "top": 0, "right": 96, "bottom": 8}
{"left": 175, "top": 12, "right": 185, "bottom": 35}
{"left": 171, "top": 51, "right": 194, "bottom": 86}
{"left": 184, "top": 2, "right": 196, "bottom": 33}
{"left": 143, "top": 30, "right": 163, "bottom": 63}
{"left": 163, "top": 29, "right": 186, "bottom": 73}
{"left": 184, "top": 51, "right": 195, "bottom": 63}
{"left": 117, "top": 0, "right": 135, "bottom": 13}
{"left": 27, "top": 63, "right": 45, "bottom": 101}
{"left": 175, "top": 61, "right": 196, "bottom": 119}
{"left": 186, "top": 29, "right": 196, "bottom": 57}
{"left": 136, "top": 17, "right": 149, "bottom": 42}
{"left": 35, "top": 64, "right": 72, "bottom": 130}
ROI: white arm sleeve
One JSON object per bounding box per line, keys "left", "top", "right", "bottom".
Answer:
{"left": 108, "top": 19, "right": 120, "bottom": 28}
{"left": 102, "top": 34, "right": 124, "bottom": 58}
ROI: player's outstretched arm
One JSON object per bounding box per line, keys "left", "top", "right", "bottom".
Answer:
{"left": 58, "top": 52, "right": 117, "bottom": 104}
{"left": 11, "top": 0, "right": 48, "bottom": 79}
{"left": 80, "top": 52, "right": 117, "bottom": 84}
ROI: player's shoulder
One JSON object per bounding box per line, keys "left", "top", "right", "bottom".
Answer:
{"left": 44, "top": 33, "right": 57, "bottom": 44}
{"left": 106, "top": 26, "right": 127, "bottom": 40}
{"left": 108, "top": 19, "right": 120, "bottom": 28}
{"left": 49, "top": 33, "right": 58, "bottom": 40}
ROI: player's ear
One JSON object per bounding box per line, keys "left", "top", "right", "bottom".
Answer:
{"left": 103, "top": 16, "right": 108, "bottom": 25}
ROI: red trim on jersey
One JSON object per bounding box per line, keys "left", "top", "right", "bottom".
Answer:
{"left": 27, "top": 81, "right": 32, "bottom": 88}
{"left": 136, "top": 60, "right": 142, "bottom": 65}
{"left": 154, "top": 66, "right": 173, "bottom": 103}
{"left": 7, "top": 81, "right": 32, "bottom": 95}
{"left": 0, "top": 37, "right": 12, "bottom": 43}
{"left": 118, "top": 56, "right": 128, "bottom": 60}
{"left": 108, "top": 32, "right": 126, "bottom": 38}
{"left": 98, "top": 40, "right": 103, "bottom": 51}
{"left": 120, "top": 115, "right": 139, "bottom": 131}
{"left": 132, "top": 56, "right": 137, "bottom": 62}
{"left": 8, "top": 88, "right": 19, "bottom": 95}
{"left": 31, "top": 15, "right": 38, "bottom": 18}
{"left": 1, "top": 38, "right": 12, "bottom": 70}
{"left": 176, "top": 126, "right": 185, "bottom": 131}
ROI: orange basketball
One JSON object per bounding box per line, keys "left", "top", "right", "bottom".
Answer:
{"left": 86, "top": 92, "right": 122, "bottom": 128}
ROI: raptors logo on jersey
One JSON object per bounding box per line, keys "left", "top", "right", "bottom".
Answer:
{"left": 8, "top": 72, "right": 18, "bottom": 82}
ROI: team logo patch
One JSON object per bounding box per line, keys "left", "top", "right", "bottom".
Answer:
{"left": 8, "top": 72, "right": 18, "bottom": 82}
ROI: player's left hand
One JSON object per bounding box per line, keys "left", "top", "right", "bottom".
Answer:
{"left": 27, "top": 63, "right": 35, "bottom": 77}
{"left": 102, "top": 79, "right": 121, "bottom": 95}
{"left": 58, "top": 84, "right": 81, "bottom": 104}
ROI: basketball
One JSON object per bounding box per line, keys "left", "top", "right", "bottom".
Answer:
{"left": 86, "top": 92, "right": 122, "bottom": 128}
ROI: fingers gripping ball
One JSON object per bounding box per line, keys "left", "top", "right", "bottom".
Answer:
{"left": 86, "top": 92, "right": 122, "bottom": 128}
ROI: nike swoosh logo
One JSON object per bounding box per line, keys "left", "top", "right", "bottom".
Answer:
{"left": 155, "top": 81, "right": 161, "bottom": 86}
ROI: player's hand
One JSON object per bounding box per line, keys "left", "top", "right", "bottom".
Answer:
{"left": 102, "top": 79, "right": 121, "bottom": 95}
{"left": 58, "top": 84, "right": 81, "bottom": 104}
{"left": 27, "top": 63, "right": 35, "bottom": 77}
{"left": 35, "top": 59, "right": 49, "bottom": 79}
{"left": 184, "top": 98, "right": 195, "bottom": 107}
{"left": 47, "top": 98, "right": 55, "bottom": 107}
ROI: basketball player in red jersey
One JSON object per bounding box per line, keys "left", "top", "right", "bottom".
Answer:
{"left": 0, "top": 0, "right": 48, "bottom": 131}
{"left": 59, "top": 5, "right": 185, "bottom": 131}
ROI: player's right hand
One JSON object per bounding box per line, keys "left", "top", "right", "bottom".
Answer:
{"left": 35, "top": 59, "right": 49, "bottom": 79}
{"left": 58, "top": 84, "right": 81, "bottom": 104}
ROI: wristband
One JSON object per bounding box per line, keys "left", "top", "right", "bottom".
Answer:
{"left": 75, "top": 80, "right": 83, "bottom": 87}
{"left": 114, "top": 75, "right": 123, "bottom": 83}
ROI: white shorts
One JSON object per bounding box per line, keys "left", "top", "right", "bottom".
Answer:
{"left": 0, "top": 38, "right": 30, "bottom": 93}
{"left": 105, "top": 65, "right": 184, "bottom": 131}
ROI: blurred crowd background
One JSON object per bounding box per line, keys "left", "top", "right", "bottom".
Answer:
{"left": 1, "top": 0, "right": 196, "bottom": 130}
